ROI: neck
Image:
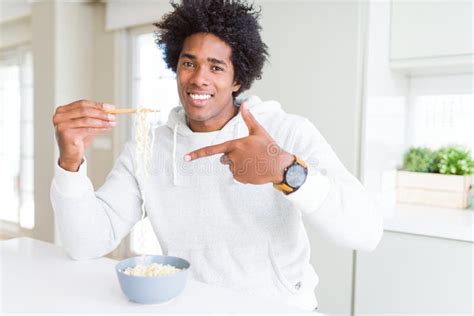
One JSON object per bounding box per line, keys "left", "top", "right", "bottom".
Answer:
{"left": 187, "top": 104, "right": 239, "bottom": 132}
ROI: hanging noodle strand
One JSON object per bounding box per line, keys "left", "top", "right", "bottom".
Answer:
{"left": 134, "top": 108, "right": 158, "bottom": 258}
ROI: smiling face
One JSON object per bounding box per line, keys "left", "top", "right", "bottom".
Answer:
{"left": 176, "top": 33, "right": 241, "bottom": 132}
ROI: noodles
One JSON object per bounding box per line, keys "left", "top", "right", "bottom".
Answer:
{"left": 123, "top": 262, "right": 182, "bottom": 277}
{"left": 134, "top": 108, "right": 159, "bottom": 257}
{"left": 135, "top": 108, "right": 155, "bottom": 179}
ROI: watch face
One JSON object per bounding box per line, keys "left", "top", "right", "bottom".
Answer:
{"left": 286, "top": 164, "right": 308, "bottom": 189}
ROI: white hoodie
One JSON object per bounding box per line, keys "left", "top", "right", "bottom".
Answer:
{"left": 51, "top": 95, "right": 383, "bottom": 311}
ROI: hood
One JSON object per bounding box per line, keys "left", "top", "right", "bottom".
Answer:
{"left": 164, "top": 95, "right": 283, "bottom": 185}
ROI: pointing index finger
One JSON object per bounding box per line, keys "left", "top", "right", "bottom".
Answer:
{"left": 184, "top": 140, "right": 234, "bottom": 161}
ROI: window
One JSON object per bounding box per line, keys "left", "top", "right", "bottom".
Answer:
{"left": 410, "top": 94, "right": 474, "bottom": 153}
{"left": 407, "top": 75, "right": 474, "bottom": 153}
{"left": 132, "top": 31, "right": 179, "bottom": 125}
{"left": 0, "top": 46, "right": 34, "bottom": 231}
{"left": 128, "top": 28, "right": 180, "bottom": 255}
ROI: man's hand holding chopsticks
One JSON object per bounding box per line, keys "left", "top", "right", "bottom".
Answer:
{"left": 52, "top": 100, "right": 116, "bottom": 172}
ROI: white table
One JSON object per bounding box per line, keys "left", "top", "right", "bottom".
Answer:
{"left": 0, "top": 238, "right": 312, "bottom": 314}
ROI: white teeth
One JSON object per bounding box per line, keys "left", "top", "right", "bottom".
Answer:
{"left": 189, "top": 93, "right": 211, "bottom": 100}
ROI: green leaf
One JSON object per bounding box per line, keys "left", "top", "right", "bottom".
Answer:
{"left": 403, "top": 147, "right": 436, "bottom": 173}
{"left": 433, "top": 146, "right": 474, "bottom": 175}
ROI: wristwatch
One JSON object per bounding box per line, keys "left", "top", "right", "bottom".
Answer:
{"left": 273, "top": 155, "right": 308, "bottom": 195}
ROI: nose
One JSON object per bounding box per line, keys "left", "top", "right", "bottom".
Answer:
{"left": 189, "top": 65, "right": 209, "bottom": 87}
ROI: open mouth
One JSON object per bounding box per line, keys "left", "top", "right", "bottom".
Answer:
{"left": 188, "top": 92, "right": 213, "bottom": 100}
{"left": 186, "top": 92, "right": 214, "bottom": 105}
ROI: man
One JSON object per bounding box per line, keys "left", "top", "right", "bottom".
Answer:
{"left": 51, "top": 0, "right": 383, "bottom": 311}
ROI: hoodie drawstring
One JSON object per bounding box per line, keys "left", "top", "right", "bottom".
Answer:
{"left": 233, "top": 118, "right": 240, "bottom": 139}
{"left": 170, "top": 107, "right": 244, "bottom": 186}
{"left": 172, "top": 123, "right": 179, "bottom": 185}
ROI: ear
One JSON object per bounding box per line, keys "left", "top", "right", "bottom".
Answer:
{"left": 232, "top": 80, "right": 241, "bottom": 93}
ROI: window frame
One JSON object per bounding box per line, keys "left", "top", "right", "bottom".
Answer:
{"left": 0, "top": 44, "right": 34, "bottom": 239}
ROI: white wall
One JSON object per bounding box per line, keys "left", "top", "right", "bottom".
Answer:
{"left": 0, "top": 0, "right": 30, "bottom": 23}
{"left": 32, "top": 1, "right": 56, "bottom": 242}
{"left": 247, "top": 1, "right": 369, "bottom": 314}
{"left": 0, "top": 17, "right": 31, "bottom": 49}
{"left": 88, "top": 3, "right": 117, "bottom": 187}
{"left": 360, "top": 0, "right": 409, "bottom": 217}
{"left": 249, "top": 1, "right": 365, "bottom": 174}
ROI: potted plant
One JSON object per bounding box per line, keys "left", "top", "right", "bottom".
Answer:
{"left": 397, "top": 146, "right": 474, "bottom": 209}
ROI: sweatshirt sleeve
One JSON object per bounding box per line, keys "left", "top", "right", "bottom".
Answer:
{"left": 50, "top": 143, "right": 143, "bottom": 260}
{"left": 284, "top": 119, "right": 383, "bottom": 252}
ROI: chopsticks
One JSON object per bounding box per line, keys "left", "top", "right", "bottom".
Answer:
{"left": 104, "top": 108, "right": 160, "bottom": 114}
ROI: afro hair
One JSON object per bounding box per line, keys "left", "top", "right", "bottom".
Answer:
{"left": 154, "top": 0, "right": 269, "bottom": 97}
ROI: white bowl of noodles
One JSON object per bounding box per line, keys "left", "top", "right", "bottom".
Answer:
{"left": 115, "top": 255, "right": 191, "bottom": 304}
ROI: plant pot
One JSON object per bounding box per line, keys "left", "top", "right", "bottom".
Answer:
{"left": 396, "top": 171, "right": 472, "bottom": 209}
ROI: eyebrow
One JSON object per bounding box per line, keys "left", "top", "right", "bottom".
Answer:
{"left": 180, "top": 53, "right": 228, "bottom": 67}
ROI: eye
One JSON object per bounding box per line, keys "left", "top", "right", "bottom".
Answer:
{"left": 211, "top": 66, "right": 224, "bottom": 72}
{"left": 182, "top": 61, "right": 194, "bottom": 68}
